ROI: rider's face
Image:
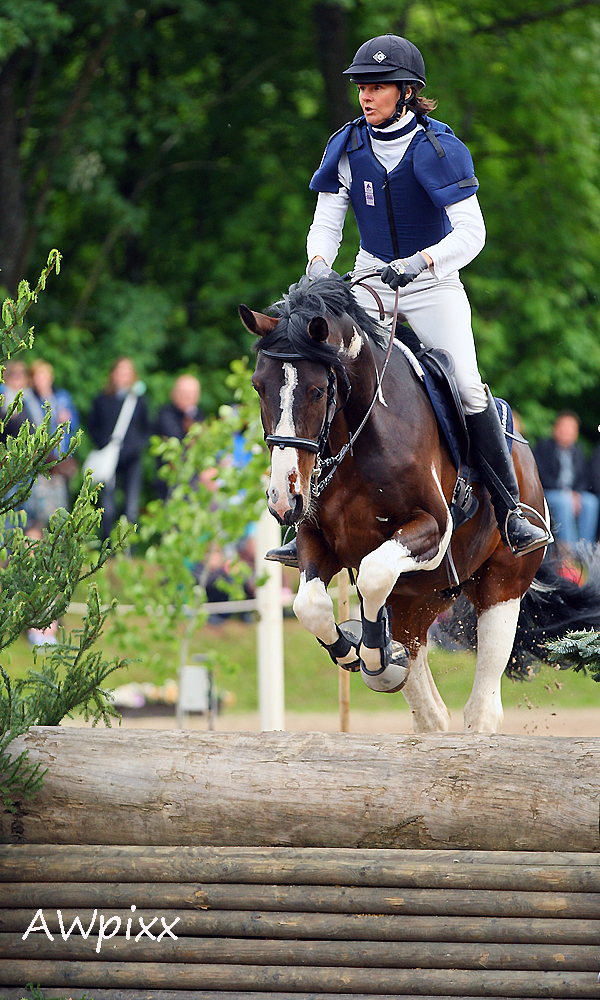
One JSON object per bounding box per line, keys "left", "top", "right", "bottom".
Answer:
{"left": 357, "top": 83, "right": 407, "bottom": 125}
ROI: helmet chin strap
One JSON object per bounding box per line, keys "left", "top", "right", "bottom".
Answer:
{"left": 374, "top": 82, "right": 411, "bottom": 129}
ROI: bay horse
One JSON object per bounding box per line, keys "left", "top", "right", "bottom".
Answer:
{"left": 240, "top": 274, "right": 554, "bottom": 734}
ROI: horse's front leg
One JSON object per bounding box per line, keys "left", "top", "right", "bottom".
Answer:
{"left": 292, "top": 532, "right": 359, "bottom": 671}
{"left": 356, "top": 506, "right": 452, "bottom": 692}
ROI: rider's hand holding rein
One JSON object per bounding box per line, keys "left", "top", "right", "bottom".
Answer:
{"left": 307, "top": 257, "right": 335, "bottom": 280}
{"left": 381, "top": 252, "right": 430, "bottom": 289}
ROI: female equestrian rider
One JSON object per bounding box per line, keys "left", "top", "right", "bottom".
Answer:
{"left": 268, "top": 33, "right": 551, "bottom": 566}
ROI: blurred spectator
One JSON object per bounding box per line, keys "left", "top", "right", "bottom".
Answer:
{"left": 588, "top": 430, "right": 600, "bottom": 537}
{"left": 22, "top": 360, "right": 80, "bottom": 534}
{"left": 88, "top": 357, "right": 149, "bottom": 539}
{"left": 30, "top": 360, "right": 79, "bottom": 455}
{"left": 534, "top": 411, "right": 599, "bottom": 546}
{"left": 0, "top": 361, "right": 78, "bottom": 535}
{"left": 154, "top": 374, "right": 204, "bottom": 500}
{"left": 0, "top": 360, "right": 37, "bottom": 441}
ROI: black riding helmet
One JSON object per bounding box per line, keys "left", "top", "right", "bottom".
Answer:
{"left": 344, "top": 34, "right": 426, "bottom": 129}
{"left": 343, "top": 34, "right": 426, "bottom": 87}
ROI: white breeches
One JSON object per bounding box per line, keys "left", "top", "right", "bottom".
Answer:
{"left": 351, "top": 248, "right": 488, "bottom": 415}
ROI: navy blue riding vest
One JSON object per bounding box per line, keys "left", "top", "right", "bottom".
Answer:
{"left": 310, "top": 117, "right": 478, "bottom": 264}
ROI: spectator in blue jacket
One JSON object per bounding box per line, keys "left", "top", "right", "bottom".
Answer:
{"left": 534, "top": 411, "right": 599, "bottom": 547}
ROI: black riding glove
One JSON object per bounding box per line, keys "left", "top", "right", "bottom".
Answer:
{"left": 380, "top": 252, "right": 429, "bottom": 289}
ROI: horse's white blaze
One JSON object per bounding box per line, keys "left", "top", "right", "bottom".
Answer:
{"left": 294, "top": 573, "right": 338, "bottom": 645}
{"left": 463, "top": 598, "right": 520, "bottom": 734}
{"left": 401, "top": 645, "right": 451, "bottom": 733}
{"left": 268, "top": 363, "right": 303, "bottom": 518}
{"left": 276, "top": 363, "right": 297, "bottom": 437}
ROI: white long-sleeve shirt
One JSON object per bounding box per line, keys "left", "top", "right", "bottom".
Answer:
{"left": 306, "top": 112, "right": 485, "bottom": 280}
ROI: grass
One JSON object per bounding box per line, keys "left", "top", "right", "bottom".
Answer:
{"left": 6, "top": 604, "right": 600, "bottom": 720}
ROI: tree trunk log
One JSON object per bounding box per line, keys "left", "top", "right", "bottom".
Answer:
{"left": 3, "top": 880, "right": 598, "bottom": 918}
{"left": 3, "top": 908, "right": 599, "bottom": 944}
{"left": 1, "top": 960, "right": 600, "bottom": 995}
{"left": 2, "top": 728, "right": 600, "bottom": 850}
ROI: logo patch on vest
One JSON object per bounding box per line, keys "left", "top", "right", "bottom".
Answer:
{"left": 364, "top": 180, "right": 375, "bottom": 207}
{"left": 373, "top": 51, "right": 386, "bottom": 63}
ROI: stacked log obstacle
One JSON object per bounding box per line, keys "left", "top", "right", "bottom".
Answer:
{"left": 1, "top": 846, "right": 600, "bottom": 996}
{"left": 2, "top": 727, "right": 600, "bottom": 850}
{"left": 1, "top": 728, "right": 600, "bottom": 996}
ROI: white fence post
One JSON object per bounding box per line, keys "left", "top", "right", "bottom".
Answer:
{"left": 255, "top": 509, "right": 285, "bottom": 731}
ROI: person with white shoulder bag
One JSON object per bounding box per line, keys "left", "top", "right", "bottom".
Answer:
{"left": 87, "top": 357, "right": 149, "bottom": 539}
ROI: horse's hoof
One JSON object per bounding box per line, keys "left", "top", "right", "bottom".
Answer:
{"left": 360, "top": 643, "right": 409, "bottom": 693}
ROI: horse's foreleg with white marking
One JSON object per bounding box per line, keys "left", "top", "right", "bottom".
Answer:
{"left": 401, "top": 645, "right": 450, "bottom": 733}
{"left": 463, "top": 598, "right": 520, "bottom": 734}
{"left": 356, "top": 500, "right": 452, "bottom": 692}
{"left": 293, "top": 573, "right": 358, "bottom": 669}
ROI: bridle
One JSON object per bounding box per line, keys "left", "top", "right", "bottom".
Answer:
{"left": 261, "top": 349, "right": 340, "bottom": 456}
{"left": 259, "top": 275, "right": 399, "bottom": 498}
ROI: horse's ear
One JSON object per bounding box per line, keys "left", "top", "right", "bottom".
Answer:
{"left": 239, "top": 304, "right": 278, "bottom": 337}
{"left": 308, "top": 316, "right": 329, "bottom": 343}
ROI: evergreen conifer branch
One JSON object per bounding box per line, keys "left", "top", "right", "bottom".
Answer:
{"left": 546, "top": 630, "right": 600, "bottom": 682}
{"left": 0, "top": 251, "right": 130, "bottom": 808}
{"left": 0, "top": 250, "right": 61, "bottom": 358}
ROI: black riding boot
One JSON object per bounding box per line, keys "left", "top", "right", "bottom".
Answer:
{"left": 265, "top": 537, "right": 299, "bottom": 568}
{"left": 466, "top": 392, "right": 552, "bottom": 557}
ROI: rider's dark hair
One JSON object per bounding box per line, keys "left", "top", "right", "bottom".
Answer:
{"left": 407, "top": 86, "right": 437, "bottom": 124}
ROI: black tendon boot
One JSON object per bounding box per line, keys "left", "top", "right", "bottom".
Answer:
{"left": 265, "top": 537, "right": 299, "bottom": 568}
{"left": 466, "top": 391, "right": 552, "bottom": 557}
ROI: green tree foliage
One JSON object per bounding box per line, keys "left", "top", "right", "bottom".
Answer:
{"left": 0, "top": 252, "right": 130, "bottom": 809}
{"left": 106, "top": 358, "right": 267, "bottom": 672}
{"left": 546, "top": 630, "right": 600, "bottom": 682}
{"left": 1, "top": 1, "right": 599, "bottom": 433}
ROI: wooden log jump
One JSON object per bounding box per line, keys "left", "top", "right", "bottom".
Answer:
{"left": 1, "top": 845, "right": 600, "bottom": 996}
{"left": 2, "top": 730, "right": 600, "bottom": 996}
{"left": 3, "top": 727, "right": 600, "bottom": 851}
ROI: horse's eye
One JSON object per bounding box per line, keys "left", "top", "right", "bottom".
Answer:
{"left": 313, "top": 386, "right": 326, "bottom": 400}
{"left": 252, "top": 382, "right": 261, "bottom": 394}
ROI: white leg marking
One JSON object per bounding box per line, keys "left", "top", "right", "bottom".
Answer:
{"left": 402, "top": 645, "right": 450, "bottom": 733}
{"left": 294, "top": 574, "right": 358, "bottom": 665}
{"left": 463, "top": 598, "right": 520, "bottom": 734}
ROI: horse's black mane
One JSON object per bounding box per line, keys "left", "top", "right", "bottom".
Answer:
{"left": 254, "top": 274, "right": 387, "bottom": 372}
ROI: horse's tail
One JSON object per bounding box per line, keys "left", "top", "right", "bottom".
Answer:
{"left": 507, "top": 545, "right": 600, "bottom": 678}
{"left": 435, "top": 545, "right": 600, "bottom": 679}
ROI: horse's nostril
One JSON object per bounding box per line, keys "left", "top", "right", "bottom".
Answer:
{"left": 268, "top": 486, "right": 280, "bottom": 504}
{"left": 283, "top": 494, "right": 303, "bottom": 525}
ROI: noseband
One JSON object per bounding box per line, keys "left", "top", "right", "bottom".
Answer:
{"left": 260, "top": 348, "right": 342, "bottom": 456}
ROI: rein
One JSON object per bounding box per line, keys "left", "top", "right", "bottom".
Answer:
{"left": 312, "top": 277, "right": 399, "bottom": 498}
{"left": 260, "top": 273, "right": 399, "bottom": 499}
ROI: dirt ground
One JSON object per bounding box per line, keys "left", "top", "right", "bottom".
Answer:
{"left": 64, "top": 706, "right": 600, "bottom": 736}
